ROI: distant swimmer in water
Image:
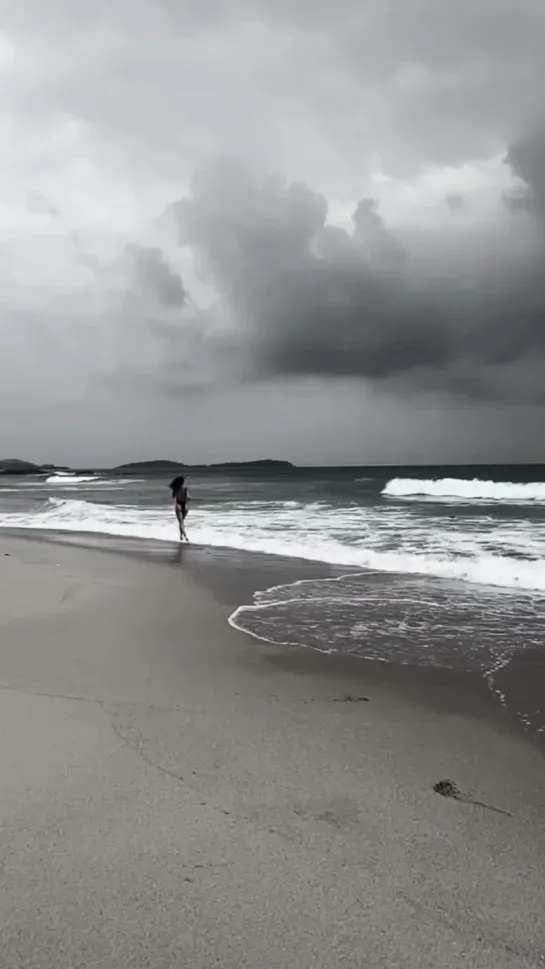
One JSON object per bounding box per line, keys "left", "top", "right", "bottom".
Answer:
{"left": 170, "top": 475, "right": 190, "bottom": 541}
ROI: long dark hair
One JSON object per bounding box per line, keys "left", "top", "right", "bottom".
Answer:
{"left": 169, "top": 475, "right": 185, "bottom": 498}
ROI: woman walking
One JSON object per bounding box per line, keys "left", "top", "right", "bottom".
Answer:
{"left": 169, "top": 475, "right": 190, "bottom": 541}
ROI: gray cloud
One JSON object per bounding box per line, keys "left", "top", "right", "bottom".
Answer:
{"left": 2, "top": 0, "right": 545, "bottom": 462}
{"left": 125, "top": 244, "right": 186, "bottom": 308}
{"left": 505, "top": 128, "right": 545, "bottom": 220}
{"left": 445, "top": 193, "right": 465, "bottom": 213}
{"left": 26, "top": 190, "right": 60, "bottom": 218}
{"left": 166, "top": 151, "right": 545, "bottom": 402}
{"left": 5, "top": 0, "right": 544, "bottom": 183}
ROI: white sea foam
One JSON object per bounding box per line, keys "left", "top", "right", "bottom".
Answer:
{"left": 44, "top": 474, "right": 144, "bottom": 487}
{"left": 383, "top": 477, "right": 545, "bottom": 503}
{"left": 46, "top": 473, "right": 99, "bottom": 484}
{"left": 1, "top": 496, "right": 544, "bottom": 592}
{"left": 229, "top": 571, "right": 545, "bottom": 673}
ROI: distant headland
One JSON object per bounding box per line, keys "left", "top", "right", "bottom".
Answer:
{"left": 0, "top": 459, "right": 69, "bottom": 476}
{"left": 113, "top": 459, "right": 295, "bottom": 475}
{"left": 0, "top": 457, "right": 295, "bottom": 477}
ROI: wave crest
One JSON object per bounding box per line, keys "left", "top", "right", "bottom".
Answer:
{"left": 46, "top": 473, "right": 99, "bottom": 484}
{"left": 1, "top": 496, "right": 544, "bottom": 592}
{"left": 383, "top": 477, "right": 545, "bottom": 503}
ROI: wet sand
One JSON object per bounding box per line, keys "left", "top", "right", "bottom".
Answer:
{"left": 0, "top": 533, "right": 544, "bottom": 968}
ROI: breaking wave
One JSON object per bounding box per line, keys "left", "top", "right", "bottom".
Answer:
{"left": 383, "top": 477, "right": 545, "bottom": 503}
{"left": 1, "top": 495, "right": 544, "bottom": 592}
{"left": 45, "top": 473, "right": 99, "bottom": 484}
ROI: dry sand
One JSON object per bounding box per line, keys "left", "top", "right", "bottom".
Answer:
{"left": 0, "top": 533, "right": 544, "bottom": 968}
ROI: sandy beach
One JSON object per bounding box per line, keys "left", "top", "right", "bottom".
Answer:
{"left": 0, "top": 533, "right": 544, "bottom": 968}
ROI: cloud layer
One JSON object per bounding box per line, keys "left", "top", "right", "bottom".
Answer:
{"left": 1, "top": 0, "right": 545, "bottom": 461}
{"left": 168, "top": 147, "right": 545, "bottom": 402}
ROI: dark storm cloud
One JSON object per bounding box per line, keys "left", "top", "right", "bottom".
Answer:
{"left": 505, "top": 128, "right": 545, "bottom": 220}
{"left": 166, "top": 153, "right": 545, "bottom": 401}
{"left": 66, "top": 235, "right": 229, "bottom": 399}
{"left": 72, "top": 238, "right": 186, "bottom": 312}
{"left": 4, "top": 0, "right": 545, "bottom": 463}
{"left": 125, "top": 244, "right": 186, "bottom": 308}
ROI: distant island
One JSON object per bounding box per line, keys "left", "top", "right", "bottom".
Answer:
{"left": 0, "top": 459, "right": 70, "bottom": 476}
{"left": 0, "top": 459, "right": 40, "bottom": 474}
{"left": 114, "top": 460, "right": 188, "bottom": 474}
{"left": 113, "top": 458, "right": 295, "bottom": 475}
{"left": 0, "top": 457, "right": 295, "bottom": 477}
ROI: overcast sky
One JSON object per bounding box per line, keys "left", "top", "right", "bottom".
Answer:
{"left": 1, "top": 0, "right": 545, "bottom": 465}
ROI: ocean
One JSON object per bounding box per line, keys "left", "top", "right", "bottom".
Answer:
{"left": 1, "top": 466, "right": 544, "bottom": 733}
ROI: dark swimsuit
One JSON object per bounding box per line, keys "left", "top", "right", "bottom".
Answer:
{"left": 175, "top": 487, "right": 187, "bottom": 518}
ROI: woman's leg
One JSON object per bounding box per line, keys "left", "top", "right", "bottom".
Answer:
{"left": 175, "top": 504, "right": 186, "bottom": 540}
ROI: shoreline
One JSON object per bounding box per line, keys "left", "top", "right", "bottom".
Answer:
{"left": 2, "top": 526, "right": 543, "bottom": 747}
{"left": 1, "top": 532, "right": 544, "bottom": 966}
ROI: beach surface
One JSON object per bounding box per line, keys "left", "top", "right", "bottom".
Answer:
{"left": 0, "top": 534, "right": 544, "bottom": 968}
